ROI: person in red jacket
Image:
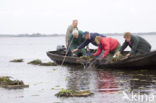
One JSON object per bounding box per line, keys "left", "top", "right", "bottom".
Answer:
{"left": 93, "top": 36, "right": 120, "bottom": 59}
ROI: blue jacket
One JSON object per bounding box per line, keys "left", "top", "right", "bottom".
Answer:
{"left": 78, "top": 33, "right": 106, "bottom": 49}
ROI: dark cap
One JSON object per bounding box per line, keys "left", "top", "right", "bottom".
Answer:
{"left": 83, "top": 31, "right": 89, "bottom": 37}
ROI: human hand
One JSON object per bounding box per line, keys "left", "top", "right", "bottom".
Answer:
{"left": 72, "top": 49, "right": 78, "bottom": 53}
{"left": 115, "top": 51, "right": 121, "bottom": 56}
{"left": 122, "top": 53, "right": 130, "bottom": 60}
{"left": 126, "top": 53, "right": 130, "bottom": 57}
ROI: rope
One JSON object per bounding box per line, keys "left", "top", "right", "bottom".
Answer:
{"left": 61, "top": 36, "right": 74, "bottom": 66}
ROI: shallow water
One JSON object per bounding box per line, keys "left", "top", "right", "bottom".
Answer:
{"left": 0, "top": 35, "right": 156, "bottom": 103}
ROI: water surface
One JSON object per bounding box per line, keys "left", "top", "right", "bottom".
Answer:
{"left": 0, "top": 35, "right": 156, "bottom": 103}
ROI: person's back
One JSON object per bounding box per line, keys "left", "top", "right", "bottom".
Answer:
{"left": 89, "top": 33, "right": 106, "bottom": 46}
{"left": 131, "top": 35, "right": 151, "bottom": 54}
{"left": 118, "top": 32, "right": 151, "bottom": 57}
{"left": 101, "top": 37, "right": 119, "bottom": 51}
{"left": 77, "top": 32, "right": 106, "bottom": 50}
{"left": 93, "top": 37, "right": 120, "bottom": 59}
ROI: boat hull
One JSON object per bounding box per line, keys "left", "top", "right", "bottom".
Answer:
{"left": 47, "top": 51, "right": 156, "bottom": 69}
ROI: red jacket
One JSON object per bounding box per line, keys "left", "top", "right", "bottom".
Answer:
{"left": 93, "top": 37, "right": 119, "bottom": 59}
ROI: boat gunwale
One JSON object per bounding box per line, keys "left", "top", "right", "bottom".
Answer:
{"left": 47, "top": 50, "right": 156, "bottom": 68}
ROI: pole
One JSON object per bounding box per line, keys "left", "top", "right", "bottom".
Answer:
{"left": 61, "top": 36, "right": 74, "bottom": 66}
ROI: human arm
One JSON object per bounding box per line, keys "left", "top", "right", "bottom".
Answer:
{"left": 78, "top": 40, "right": 90, "bottom": 49}
{"left": 93, "top": 46, "right": 102, "bottom": 57}
{"left": 101, "top": 42, "right": 110, "bottom": 59}
{"left": 119, "top": 41, "right": 128, "bottom": 53}
{"left": 72, "top": 40, "right": 90, "bottom": 53}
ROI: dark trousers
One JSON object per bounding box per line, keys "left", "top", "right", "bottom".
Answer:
{"left": 67, "top": 48, "right": 72, "bottom": 56}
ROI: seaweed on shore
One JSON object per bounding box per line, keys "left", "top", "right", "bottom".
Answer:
{"left": 0, "top": 76, "right": 29, "bottom": 89}
{"left": 10, "top": 59, "right": 24, "bottom": 63}
{"left": 28, "top": 59, "right": 57, "bottom": 66}
{"left": 55, "top": 88, "right": 93, "bottom": 97}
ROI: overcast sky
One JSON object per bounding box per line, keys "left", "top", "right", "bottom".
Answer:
{"left": 0, "top": 0, "right": 156, "bottom": 34}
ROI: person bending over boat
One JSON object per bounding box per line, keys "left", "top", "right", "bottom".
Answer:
{"left": 68, "top": 29, "right": 86, "bottom": 56}
{"left": 72, "top": 31, "right": 106, "bottom": 56}
{"left": 66, "top": 20, "right": 78, "bottom": 48}
{"left": 93, "top": 36, "right": 120, "bottom": 59}
{"left": 116, "top": 32, "right": 151, "bottom": 58}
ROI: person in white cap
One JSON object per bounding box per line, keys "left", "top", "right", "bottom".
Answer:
{"left": 67, "top": 29, "right": 86, "bottom": 56}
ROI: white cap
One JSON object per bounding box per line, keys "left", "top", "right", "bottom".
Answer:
{"left": 72, "top": 29, "right": 79, "bottom": 36}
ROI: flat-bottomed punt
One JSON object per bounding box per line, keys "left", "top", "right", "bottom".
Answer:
{"left": 47, "top": 50, "right": 156, "bottom": 69}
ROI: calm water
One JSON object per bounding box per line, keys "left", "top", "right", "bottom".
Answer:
{"left": 0, "top": 35, "right": 156, "bottom": 103}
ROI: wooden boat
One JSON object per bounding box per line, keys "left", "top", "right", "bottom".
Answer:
{"left": 46, "top": 50, "right": 156, "bottom": 69}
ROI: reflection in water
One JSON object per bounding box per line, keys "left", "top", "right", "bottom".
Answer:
{"left": 96, "top": 71, "right": 118, "bottom": 93}
{"left": 67, "top": 68, "right": 91, "bottom": 91}
{"left": 66, "top": 68, "right": 119, "bottom": 93}
{"left": 113, "top": 69, "right": 156, "bottom": 95}
{"left": 66, "top": 67, "right": 156, "bottom": 102}
{"left": 128, "top": 70, "right": 156, "bottom": 94}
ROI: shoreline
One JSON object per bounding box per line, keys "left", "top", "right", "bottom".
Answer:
{"left": 0, "top": 32, "right": 156, "bottom": 38}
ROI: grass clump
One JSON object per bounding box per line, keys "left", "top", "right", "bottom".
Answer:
{"left": 0, "top": 76, "right": 29, "bottom": 89}
{"left": 41, "top": 62, "right": 57, "bottom": 66}
{"left": 28, "top": 59, "right": 42, "bottom": 65}
{"left": 10, "top": 59, "right": 24, "bottom": 63}
{"left": 28, "top": 59, "right": 57, "bottom": 66}
{"left": 112, "top": 54, "right": 125, "bottom": 62}
{"left": 53, "top": 68, "right": 57, "bottom": 71}
{"left": 55, "top": 88, "right": 93, "bottom": 97}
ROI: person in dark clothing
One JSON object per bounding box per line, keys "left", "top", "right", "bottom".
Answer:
{"left": 72, "top": 31, "right": 106, "bottom": 54}
{"left": 68, "top": 30, "right": 86, "bottom": 56}
{"left": 116, "top": 32, "right": 151, "bottom": 57}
